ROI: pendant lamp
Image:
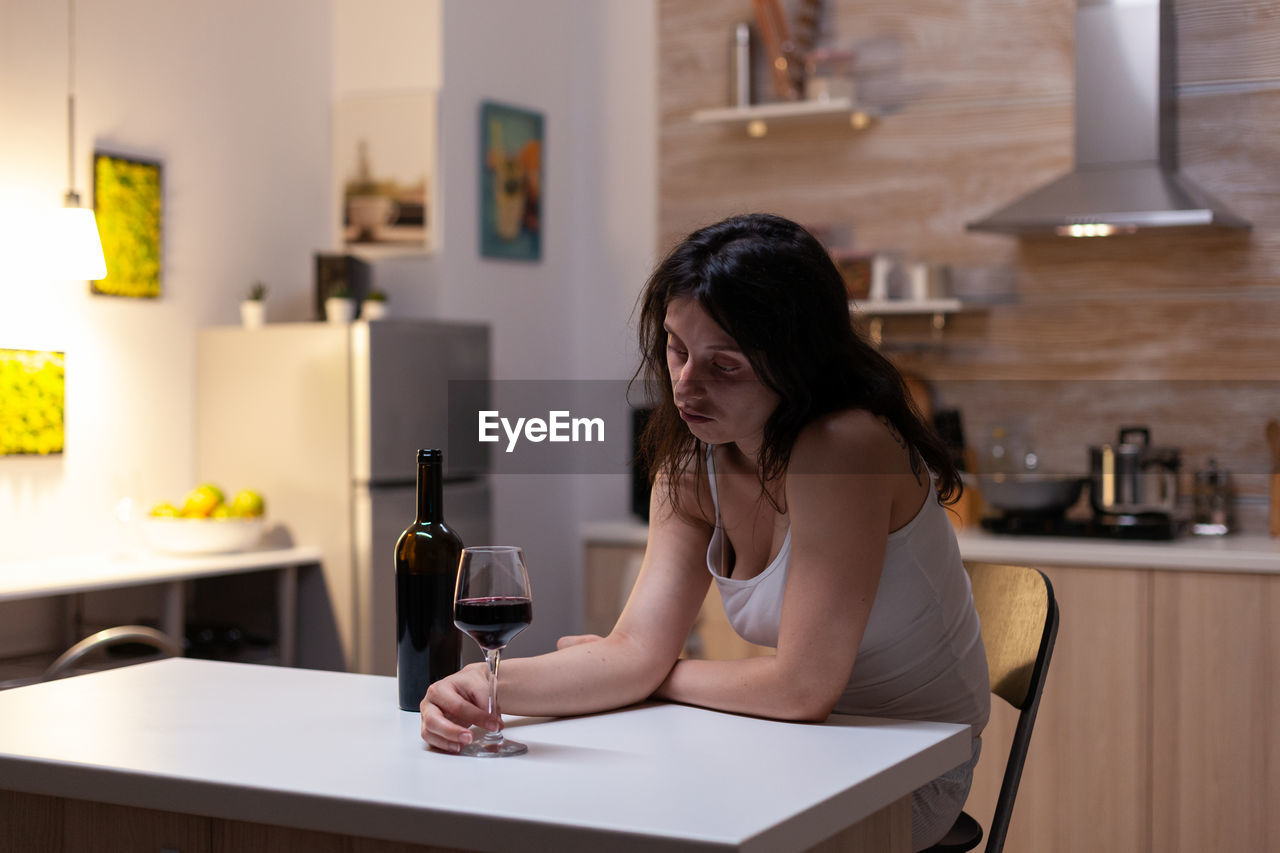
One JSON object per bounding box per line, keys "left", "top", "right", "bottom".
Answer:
{"left": 52, "top": 0, "right": 107, "bottom": 282}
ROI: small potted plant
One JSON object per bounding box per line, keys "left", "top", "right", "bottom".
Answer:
{"left": 241, "top": 281, "right": 268, "bottom": 329}
{"left": 325, "top": 285, "right": 356, "bottom": 324}
{"left": 361, "top": 289, "right": 388, "bottom": 321}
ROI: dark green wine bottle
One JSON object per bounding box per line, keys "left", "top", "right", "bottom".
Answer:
{"left": 394, "top": 449, "right": 463, "bottom": 711}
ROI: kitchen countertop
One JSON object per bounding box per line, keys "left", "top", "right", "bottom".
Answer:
{"left": 0, "top": 547, "right": 321, "bottom": 671}
{"left": 582, "top": 520, "right": 1280, "bottom": 574}
{"left": 954, "top": 528, "right": 1280, "bottom": 573}
{"left": 0, "top": 546, "right": 322, "bottom": 602}
{"left": 0, "top": 658, "right": 971, "bottom": 852}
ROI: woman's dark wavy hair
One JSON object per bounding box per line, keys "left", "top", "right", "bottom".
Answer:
{"left": 630, "top": 212, "right": 961, "bottom": 518}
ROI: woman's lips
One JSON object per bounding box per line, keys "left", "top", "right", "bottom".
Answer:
{"left": 678, "top": 407, "right": 712, "bottom": 424}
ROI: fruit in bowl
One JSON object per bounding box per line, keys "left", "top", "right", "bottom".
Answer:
{"left": 229, "top": 489, "right": 266, "bottom": 518}
{"left": 143, "top": 485, "right": 268, "bottom": 554}
{"left": 150, "top": 486, "right": 266, "bottom": 521}
{"left": 181, "top": 483, "right": 225, "bottom": 518}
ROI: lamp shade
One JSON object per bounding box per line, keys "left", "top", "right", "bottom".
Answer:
{"left": 48, "top": 205, "right": 107, "bottom": 281}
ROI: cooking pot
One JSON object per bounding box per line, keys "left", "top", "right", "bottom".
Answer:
{"left": 978, "top": 473, "right": 1086, "bottom": 515}
{"left": 1089, "top": 426, "right": 1181, "bottom": 517}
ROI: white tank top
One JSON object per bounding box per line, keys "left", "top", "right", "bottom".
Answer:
{"left": 705, "top": 448, "right": 990, "bottom": 732}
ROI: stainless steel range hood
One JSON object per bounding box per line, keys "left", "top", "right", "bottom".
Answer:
{"left": 967, "top": 0, "right": 1250, "bottom": 236}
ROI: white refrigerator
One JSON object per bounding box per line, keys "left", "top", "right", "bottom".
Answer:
{"left": 196, "top": 320, "right": 491, "bottom": 674}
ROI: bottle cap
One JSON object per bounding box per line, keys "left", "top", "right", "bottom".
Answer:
{"left": 417, "top": 449, "right": 442, "bottom": 462}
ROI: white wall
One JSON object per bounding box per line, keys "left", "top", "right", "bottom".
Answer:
{"left": 434, "top": 0, "right": 656, "bottom": 655}
{"left": 0, "top": 0, "right": 332, "bottom": 566}
{"left": 328, "top": 0, "right": 657, "bottom": 655}
{"left": 0, "top": 0, "right": 656, "bottom": 659}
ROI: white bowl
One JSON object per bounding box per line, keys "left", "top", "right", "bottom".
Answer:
{"left": 140, "top": 517, "right": 265, "bottom": 555}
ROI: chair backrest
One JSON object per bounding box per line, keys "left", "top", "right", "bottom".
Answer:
{"left": 966, "top": 562, "right": 1059, "bottom": 853}
{"left": 43, "top": 625, "right": 182, "bottom": 681}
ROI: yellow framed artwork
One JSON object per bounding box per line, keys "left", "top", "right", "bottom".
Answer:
{"left": 92, "top": 151, "right": 162, "bottom": 298}
{"left": 0, "top": 349, "right": 66, "bottom": 456}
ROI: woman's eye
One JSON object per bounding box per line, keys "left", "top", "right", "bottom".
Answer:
{"left": 714, "top": 362, "right": 738, "bottom": 374}
{"left": 667, "top": 344, "right": 687, "bottom": 359}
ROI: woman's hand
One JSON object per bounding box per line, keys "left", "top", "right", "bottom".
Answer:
{"left": 419, "top": 663, "right": 496, "bottom": 753}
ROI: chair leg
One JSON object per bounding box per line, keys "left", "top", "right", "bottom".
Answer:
{"left": 921, "top": 810, "right": 982, "bottom": 853}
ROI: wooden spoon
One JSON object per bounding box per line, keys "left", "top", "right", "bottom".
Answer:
{"left": 1268, "top": 419, "right": 1280, "bottom": 536}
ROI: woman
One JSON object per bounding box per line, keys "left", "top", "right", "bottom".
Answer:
{"left": 421, "top": 213, "right": 989, "bottom": 851}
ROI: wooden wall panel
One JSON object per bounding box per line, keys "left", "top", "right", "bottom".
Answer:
{"left": 1176, "top": 0, "right": 1280, "bottom": 84}
{"left": 658, "top": 0, "right": 1280, "bottom": 533}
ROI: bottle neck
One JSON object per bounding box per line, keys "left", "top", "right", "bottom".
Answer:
{"left": 416, "top": 458, "right": 444, "bottom": 524}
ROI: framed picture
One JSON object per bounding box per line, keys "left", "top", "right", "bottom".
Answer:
{"left": 0, "top": 349, "right": 65, "bottom": 456}
{"left": 92, "top": 151, "right": 162, "bottom": 298}
{"left": 335, "top": 91, "right": 435, "bottom": 253}
{"left": 479, "top": 101, "right": 543, "bottom": 261}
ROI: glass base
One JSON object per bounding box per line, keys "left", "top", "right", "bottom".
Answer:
{"left": 459, "top": 736, "right": 527, "bottom": 758}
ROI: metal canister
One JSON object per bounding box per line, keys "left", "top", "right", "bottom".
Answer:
{"left": 1192, "top": 458, "right": 1233, "bottom": 535}
{"left": 1089, "top": 426, "right": 1181, "bottom": 517}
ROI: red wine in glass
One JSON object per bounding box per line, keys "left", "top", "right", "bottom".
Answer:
{"left": 453, "top": 546, "right": 533, "bottom": 757}
{"left": 454, "top": 597, "right": 532, "bottom": 650}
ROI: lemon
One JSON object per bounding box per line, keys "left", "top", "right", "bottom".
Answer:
{"left": 182, "top": 484, "right": 224, "bottom": 518}
{"left": 150, "top": 501, "right": 180, "bottom": 517}
{"left": 230, "top": 489, "right": 266, "bottom": 518}
{"left": 210, "top": 504, "right": 233, "bottom": 519}
{"left": 197, "top": 483, "right": 225, "bottom": 504}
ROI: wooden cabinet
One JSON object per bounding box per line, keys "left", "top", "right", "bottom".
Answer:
{"left": 1150, "top": 571, "right": 1280, "bottom": 853}
{"left": 964, "top": 563, "right": 1280, "bottom": 853}
{"left": 583, "top": 544, "right": 644, "bottom": 638}
{"left": 964, "top": 564, "right": 1152, "bottom": 853}
{"left": 0, "top": 789, "right": 458, "bottom": 853}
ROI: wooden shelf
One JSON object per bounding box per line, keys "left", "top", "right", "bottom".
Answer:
{"left": 849, "top": 298, "right": 968, "bottom": 347}
{"left": 851, "top": 298, "right": 964, "bottom": 316}
{"left": 692, "top": 98, "right": 881, "bottom": 134}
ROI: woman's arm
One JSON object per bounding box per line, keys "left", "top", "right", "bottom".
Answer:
{"left": 654, "top": 412, "right": 911, "bottom": 721}
{"left": 420, "top": 467, "right": 713, "bottom": 751}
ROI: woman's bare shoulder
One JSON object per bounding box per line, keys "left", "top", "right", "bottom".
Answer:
{"left": 652, "top": 449, "right": 716, "bottom": 528}
{"left": 790, "top": 409, "right": 912, "bottom": 476}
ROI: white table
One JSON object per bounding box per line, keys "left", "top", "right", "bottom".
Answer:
{"left": 0, "top": 547, "right": 321, "bottom": 667}
{"left": 0, "top": 658, "right": 971, "bottom": 852}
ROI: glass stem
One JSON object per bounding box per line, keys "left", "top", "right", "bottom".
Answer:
{"left": 483, "top": 647, "right": 503, "bottom": 743}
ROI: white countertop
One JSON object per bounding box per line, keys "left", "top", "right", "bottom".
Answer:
{"left": 582, "top": 520, "right": 1280, "bottom": 574}
{"left": 0, "top": 546, "right": 322, "bottom": 602}
{"left": 0, "top": 658, "right": 971, "bottom": 852}
{"left": 954, "top": 529, "right": 1280, "bottom": 574}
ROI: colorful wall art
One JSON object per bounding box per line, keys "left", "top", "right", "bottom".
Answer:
{"left": 479, "top": 101, "right": 543, "bottom": 261}
{"left": 93, "top": 151, "right": 162, "bottom": 298}
{"left": 0, "top": 349, "right": 66, "bottom": 456}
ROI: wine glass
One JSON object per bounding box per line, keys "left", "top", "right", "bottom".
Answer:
{"left": 453, "top": 546, "right": 534, "bottom": 757}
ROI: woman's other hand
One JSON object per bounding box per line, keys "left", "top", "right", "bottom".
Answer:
{"left": 419, "top": 663, "right": 494, "bottom": 753}
{"left": 555, "top": 633, "right": 604, "bottom": 650}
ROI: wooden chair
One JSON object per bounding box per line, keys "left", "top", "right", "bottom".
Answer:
{"left": 42, "top": 626, "right": 182, "bottom": 681}
{"left": 924, "top": 563, "right": 1060, "bottom": 853}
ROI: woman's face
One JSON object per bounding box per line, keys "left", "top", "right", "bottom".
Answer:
{"left": 664, "top": 296, "right": 779, "bottom": 454}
